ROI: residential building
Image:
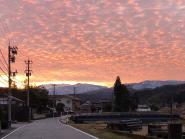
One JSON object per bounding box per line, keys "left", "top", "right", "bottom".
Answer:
{"left": 54, "top": 95, "right": 81, "bottom": 112}
{"left": 0, "top": 96, "right": 24, "bottom": 106}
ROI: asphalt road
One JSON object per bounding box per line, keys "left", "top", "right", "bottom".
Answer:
{"left": 2, "top": 118, "right": 97, "bottom": 139}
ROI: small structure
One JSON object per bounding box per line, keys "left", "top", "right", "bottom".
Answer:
{"left": 136, "top": 105, "right": 151, "bottom": 112}
{"left": 0, "top": 96, "right": 26, "bottom": 124}
{"left": 0, "top": 96, "right": 24, "bottom": 106}
{"left": 55, "top": 95, "right": 81, "bottom": 112}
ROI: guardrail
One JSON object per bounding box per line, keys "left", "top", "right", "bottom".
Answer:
{"left": 71, "top": 112, "right": 180, "bottom": 124}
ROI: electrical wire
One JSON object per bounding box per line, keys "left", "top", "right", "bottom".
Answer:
{"left": 0, "top": 66, "right": 8, "bottom": 78}
{"left": 0, "top": 58, "right": 8, "bottom": 72}
{"left": 0, "top": 49, "right": 8, "bottom": 66}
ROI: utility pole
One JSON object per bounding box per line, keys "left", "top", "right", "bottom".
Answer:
{"left": 25, "top": 59, "right": 32, "bottom": 121}
{"left": 170, "top": 95, "right": 173, "bottom": 122}
{"left": 73, "top": 86, "right": 76, "bottom": 97}
{"left": 8, "top": 42, "right": 18, "bottom": 128}
{"left": 111, "top": 90, "right": 114, "bottom": 112}
{"left": 52, "top": 84, "right": 56, "bottom": 118}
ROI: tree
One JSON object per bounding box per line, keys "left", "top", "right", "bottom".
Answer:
{"left": 29, "top": 87, "right": 49, "bottom": 113}
{"left": 113, "top": 76, "right": 130, "bottom": 112}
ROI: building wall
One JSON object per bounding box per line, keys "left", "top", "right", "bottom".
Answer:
{"left": 56, "top": 97, "right": 72, "bottom": 111}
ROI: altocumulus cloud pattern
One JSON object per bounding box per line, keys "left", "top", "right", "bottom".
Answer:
{"left": 0, "top": 0, "right": 184, "bottom": 85}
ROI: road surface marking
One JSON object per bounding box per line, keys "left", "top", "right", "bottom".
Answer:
{"left": 58, "top": 119, "right": 99, "bottom": 139}
{"left": 1, "top": 124, "right": 29, "bottom": 139}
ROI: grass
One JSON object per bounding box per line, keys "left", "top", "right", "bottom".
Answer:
{"left": 70, "top": 123, "right": 158, "bottom": 139}
{"left": 71, "top": 123, "right": 132, "bottom": 139}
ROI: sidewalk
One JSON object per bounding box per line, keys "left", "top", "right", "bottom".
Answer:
{"left": 0, "top": 122, "right": 27, "bottom": 138}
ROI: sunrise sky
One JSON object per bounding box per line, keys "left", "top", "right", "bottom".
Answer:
{"left": 0, "top": 0, "right": 185, "bottom": 87}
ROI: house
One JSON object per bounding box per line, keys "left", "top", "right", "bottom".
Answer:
{"left": 80, "top": 100, "right": 112, "bottom": 113}
{"left": 0, "top": 96, "right": 26, "bottom": 122}
{"left": 54, "top": 95, "right": 81, "bottom": 112}
{"left": 0, "top": 96, "right": 24, "bottom": 106}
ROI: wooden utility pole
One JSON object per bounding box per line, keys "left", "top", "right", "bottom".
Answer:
{"left": 170, "top": 96, "right": 173, "bottom": 122}
{"left": 111, "top": 90, "right": 114, "bottom": 112}
{"left": 8, "top": 42, "right": 18, "bottom": 128}
{"left": 8, "top": 43, "right": 11, "bottom": 127}
{"left": 73, "top": 86, "right": 76, "bottom": 97}
{"left": 52, "top": 84, "right": 56, "bottom": 118}
{"left": 25, "top": 59, "right": 32, "bottom": 121}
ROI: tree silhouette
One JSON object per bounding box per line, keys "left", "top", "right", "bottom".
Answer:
{"left": 113, "top": 76, "right": 130, "bottom": 112}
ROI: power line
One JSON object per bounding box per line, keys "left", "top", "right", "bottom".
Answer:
{"left": 0, "top": 66, "right": 8, "bottom": 77}
{"left": 0, "top": 49, "right": 8, "bottom": 66}
{"left": 0, "top": 19, "right": 10, "bottom": 42}
{"left": 0, "top": 58, "right": 8, "bottom": 72}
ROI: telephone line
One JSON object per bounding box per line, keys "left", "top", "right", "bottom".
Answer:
{"left": 0, "top": 58, "right": 8, "bottom": 71}
{"left": 0, "top": 66, "right": 8, "bottom": 77}
{"left": 0, "top": 49, "right": 8, "bottom": 66}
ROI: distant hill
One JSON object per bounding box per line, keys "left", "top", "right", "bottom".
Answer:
{"left": 41, "top": 80, "right": 185, "bottom": 104}
{"left": 41, "top": 83, "right": 107, "bottom": 95}
{"left": 136, "top": 84, "right": 185, "bottom": 104}
{"left": 77, "top": 83, "right": 185, "bottom": 104}
{"left": 127, "top": 80, "right": 185, "bottom": 90}
{"left": 76, "top": 88, "right": 114, "bottom": 103}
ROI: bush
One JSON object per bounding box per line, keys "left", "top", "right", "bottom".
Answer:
{"left": 150, "top": 104, "right": 159, "bottom": 111}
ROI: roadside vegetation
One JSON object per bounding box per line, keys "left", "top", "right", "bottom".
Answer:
{"left": 71, "top": 123, "right": 157, "bottom": 139}
{"left": 71, "top": 123, "right": 131, "bottom": 139}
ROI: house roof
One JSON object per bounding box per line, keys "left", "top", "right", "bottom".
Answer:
{"left": 0, "top": 96, "right": 24, "bottom": 102}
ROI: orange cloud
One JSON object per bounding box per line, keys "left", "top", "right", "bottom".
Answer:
{"left": 0, "top": 0, "right": 185, "bottom": 87}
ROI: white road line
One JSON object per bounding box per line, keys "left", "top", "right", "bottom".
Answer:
{"left": 58, "top": 119, "right": 99, "bottom": 139}
{"left": 1, "top": 124, "right": 29, "bottom": 139}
